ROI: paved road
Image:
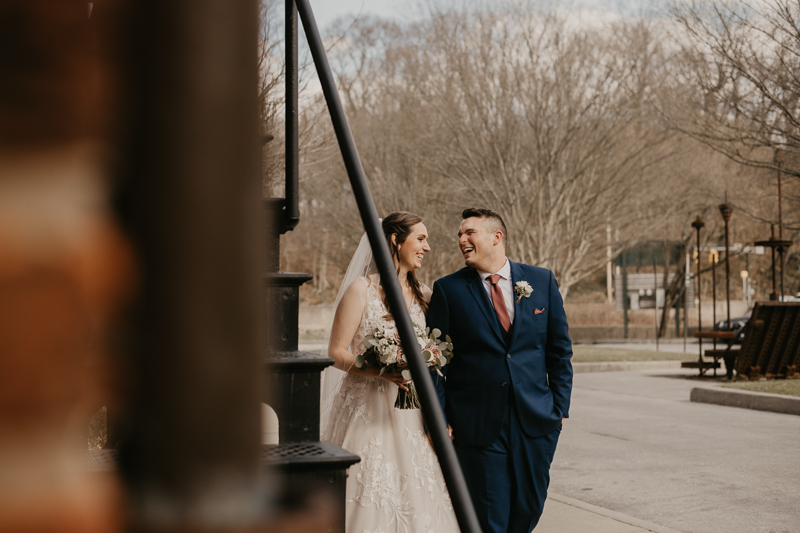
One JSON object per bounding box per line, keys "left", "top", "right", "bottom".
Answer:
{"left": 550, "top": 370, "right": 800, "bottom": 533}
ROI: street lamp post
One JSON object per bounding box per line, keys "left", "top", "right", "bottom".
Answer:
{"left": 711, "top": 250, "right": 718, "bottom": 351}
{"left": 691, "top": 216, "right": 705, "bottom": 362}
{"left": 719, "top": 203, "right": 733, "bottom": 333}
{"left": 772, "top": 149, "right": 792, "bottom": 300}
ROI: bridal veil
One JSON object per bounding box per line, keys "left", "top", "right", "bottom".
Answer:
{"left": 319, "top": 231, "right": 376, "bottom": 439}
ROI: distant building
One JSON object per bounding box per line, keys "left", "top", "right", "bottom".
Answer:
{"left": 615, "top": 273, "right": 694, "bottom": 311}
{"left": 614, "top": 241, "right": 692, "bottom": 311}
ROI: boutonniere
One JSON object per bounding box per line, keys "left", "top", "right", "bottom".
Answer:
{"left": 514, "top": 281, "right": 533, "bottom": 303}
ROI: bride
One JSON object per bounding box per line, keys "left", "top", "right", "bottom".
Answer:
{"left": 320, "top": 212, "right": 460, "bottom": 533}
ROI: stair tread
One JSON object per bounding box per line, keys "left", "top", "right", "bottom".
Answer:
{"left": 79, "top": 442, "right": 360, "bottom": 472}
{"left": 264, "top": 272, "right": 313, "bottom": 286}
{"left": 264, "top": 441, "right": 360, "bottom": 469}
{"left": 266, "top": 350, "right": 333, "bottom": 372}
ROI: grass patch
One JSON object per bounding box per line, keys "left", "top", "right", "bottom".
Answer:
{"left": 572, "top": 345, "right": 686, "bottom": 363}
{"left": 722, "top": 380, "right": 800, "bottom": 398}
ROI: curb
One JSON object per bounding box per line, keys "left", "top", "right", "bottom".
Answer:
{"left": 690, "top": 386, "right": 800, "bottom": 416}
{"left": 591, "top": 339, "right": 689, "bottom": 345}
{"left": 573, "top": 360, "right": 682, "bottom": 373}
{"left": 548, "top": 493, "right": 685, "bottom": 533}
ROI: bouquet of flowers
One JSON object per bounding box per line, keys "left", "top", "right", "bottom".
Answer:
{"left": 355, "top": 324, "right": 454, "bottom": 409}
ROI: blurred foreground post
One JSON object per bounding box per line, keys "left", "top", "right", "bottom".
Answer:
{"left": 115, "top": 0, "right": 268, "bottom": 529}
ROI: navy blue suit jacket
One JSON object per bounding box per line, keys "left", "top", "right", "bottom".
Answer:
{"left": 428, "top": 261, "right": 573, "bottom": 447}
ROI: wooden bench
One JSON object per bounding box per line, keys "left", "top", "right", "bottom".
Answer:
{"left": 693, "top": 331, "right": 737, "bottom": 340}
{"left": 681, "top": 331, "right": 738, "bottom": 377}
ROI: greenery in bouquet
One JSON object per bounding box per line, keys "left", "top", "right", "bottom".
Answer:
{"left": 355, "top": 324, "right": 453, "bottom": 409}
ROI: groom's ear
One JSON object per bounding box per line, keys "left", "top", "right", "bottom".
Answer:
{"left": 493, "top": 231, "right": 504, "bottom": 245}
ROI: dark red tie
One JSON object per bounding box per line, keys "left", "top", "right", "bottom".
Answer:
{"left": 489, "top": 274, "right": 511, "bottom": 332}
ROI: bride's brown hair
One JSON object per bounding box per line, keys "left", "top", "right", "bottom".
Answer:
{"left": 380, "top": 211, "right": 429, "bottom": 317}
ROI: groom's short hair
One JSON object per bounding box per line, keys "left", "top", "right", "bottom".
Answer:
{"left": 462, "top": 207, "right": 507, "bottom": 244}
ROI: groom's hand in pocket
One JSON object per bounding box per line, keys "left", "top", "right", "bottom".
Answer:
{"left": 425, "top": 424, "right": 454, "bottom": 447}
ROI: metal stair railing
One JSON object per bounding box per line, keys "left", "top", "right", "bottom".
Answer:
{"left": 291, "top": 1, "right": 482, "bottom": 531}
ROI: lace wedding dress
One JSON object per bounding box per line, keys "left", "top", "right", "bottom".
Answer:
{"left": 322, "top": 280, "right": 460, "bottom": 533}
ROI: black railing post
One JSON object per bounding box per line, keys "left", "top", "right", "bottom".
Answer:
{"left": 284, "top": 0, "right": 300, "bottom": 231}
{"left": 294, "top": 1, "right": 482, "bottom": 531}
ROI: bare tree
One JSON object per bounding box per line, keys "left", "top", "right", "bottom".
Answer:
{"left": 259, "top": 0, "right": 341, "bottom": 197}
{"left": 669, "top": 0, "right": 800, "bottom": 230}
{"left": 283, "top": 4, "right": 779, "bottom": 303}
{"left": 328, "top": 6, "right": 696, "bottom": 297}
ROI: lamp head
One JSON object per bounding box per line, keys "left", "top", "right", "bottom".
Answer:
{"left": 719, "top": 203, "right": 733, "bottom": 222}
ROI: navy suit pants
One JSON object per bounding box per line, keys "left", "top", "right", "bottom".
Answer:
{"left": 453, "top": 391, "right": 560, "bottom": 533}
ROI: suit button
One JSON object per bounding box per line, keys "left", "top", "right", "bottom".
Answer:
{"left": 501, "top": 382, "right": 508, "bottom": 387}
{"left": 506, "top": 354, "right": 511, "bottom": 359}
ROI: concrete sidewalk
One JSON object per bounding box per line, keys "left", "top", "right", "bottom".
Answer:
{"left": 538, "top": 493, "right": 684, "bottom": 533}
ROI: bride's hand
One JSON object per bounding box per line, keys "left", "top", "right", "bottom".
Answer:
{"left": 361, "top": 364, "right": 410, "bottom": 391}
{"left": 378, "top": 369, "right": 411, "bottom": 391}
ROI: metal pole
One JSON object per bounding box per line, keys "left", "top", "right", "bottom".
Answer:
{"left": 776, "top": 148, "right": 784, "bottom": 239}
{"left": 712, "top": 254, "right": 717, "bottom": 351}
{"left": 284, "top": 0, "right": 300, "bottom": 231}
{"left": 607, "top": 225, "right": 613, "bottom": 305}
{"left": 691, "top": 216, "right": 704, "bottom": 361}
{"left": 775, "top": 149, "right": 786, "bottom": 301}
{"left": 654, "top": 257, "right": 659, "bottom": 351}
{"left": 779, "top": 246, "right": 786, "bottom": 301}
{"left": 719, "top": 203, "right": 733, "bottom": 331}
{"left": 622, "top": 250, "right": 629, "bottom": 339}
{"left": 770, "top": 224, "right": 778, "bottom": 301}
{"left": 683, "top": 245, "right": 689, "bottom": 352}
{"left": 293, "top": 2, "right": 482, "bottom": 531}
{"left": 683, "top": 251, "right": 688, "bottom": 353}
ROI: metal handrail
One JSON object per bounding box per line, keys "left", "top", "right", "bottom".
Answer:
{"left": 293, "top": 1, "right": 482, "bottom": 531}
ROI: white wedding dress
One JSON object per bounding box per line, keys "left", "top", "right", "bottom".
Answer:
{"left": 323, "top": 279, "right": 460, "bottom": 533}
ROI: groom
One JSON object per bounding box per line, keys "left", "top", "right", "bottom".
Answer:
{"left": 428, "top": 208, "right": 573, "bottom": 533}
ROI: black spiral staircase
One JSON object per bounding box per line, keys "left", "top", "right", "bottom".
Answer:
{"left": 262, "top": 198, "right": 359, "bottom": 531}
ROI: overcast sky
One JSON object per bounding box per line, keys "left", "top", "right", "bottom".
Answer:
{"left": 308, "top": 0, "right": 656, "bottom": 31}
{"left": 310, "top": 0, "right": 410, "bottom": 30}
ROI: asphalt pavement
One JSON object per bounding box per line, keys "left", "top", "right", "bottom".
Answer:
{"left": 299, "top": 340, "right": 799, "bottom": 532}
{"left": 548, "top": 369, "right": 800, "bottom": 533}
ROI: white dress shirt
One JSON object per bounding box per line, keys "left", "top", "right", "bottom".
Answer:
{"left": 478, "top": 258, "right": 515, "bottom": 325}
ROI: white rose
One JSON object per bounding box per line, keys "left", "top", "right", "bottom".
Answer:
{"left": 384, "top": 345, "right": 398, "bottom": 364}
{"left": 417, "top": 336, "right": 427, "bottom": 351}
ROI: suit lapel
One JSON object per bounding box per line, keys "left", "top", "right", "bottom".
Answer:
{"left": 508, "top": 260, "right": 527, "bottom": 348}
{"left": 466, "top": 269, "right": 506, "bottom": 345}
